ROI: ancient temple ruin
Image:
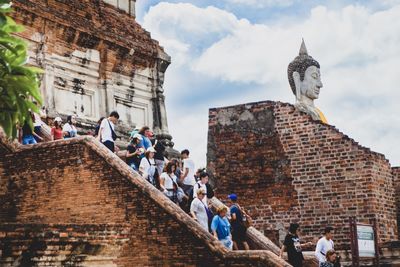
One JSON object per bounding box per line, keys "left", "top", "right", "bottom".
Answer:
{"left": 207, "top": 41, "right": 400, "bottom": 257}
{"left": 12, "top": 0, "right": 170, "bottom": 139}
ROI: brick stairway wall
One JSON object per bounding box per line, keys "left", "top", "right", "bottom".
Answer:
{"left": 0, "top": 136, "right": 288, "bottom": 266}
{"left": 393, "top": 167, "right": 400, "bottom": 240}
{"left": 207, "top": 101, "right": 397, "bottom": 249}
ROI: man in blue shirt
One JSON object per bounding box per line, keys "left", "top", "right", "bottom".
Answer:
{"left": 227, "top": 194, "right": 250, "bottom": 250}
{"left": 211, "top": 206, "right": 232, "bottom": 250}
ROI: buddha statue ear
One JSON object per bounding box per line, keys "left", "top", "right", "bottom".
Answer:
{"left": 292, "top": 71, "right": 301, "bottom": 102}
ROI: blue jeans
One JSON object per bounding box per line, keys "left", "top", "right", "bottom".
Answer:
{"left": 22, "top": 135, "right": 37, "bottom": 145}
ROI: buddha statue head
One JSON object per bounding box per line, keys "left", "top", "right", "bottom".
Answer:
{"left": 288, "top": 39, "right": 326, "bottom": 122}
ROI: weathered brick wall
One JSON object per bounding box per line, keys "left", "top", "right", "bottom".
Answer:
{"left": 393, "top": 167, "right": 400, "bottom": 239}
{"left": 207, "top": 101, "right": 397, "bottom": 248}
{"left": 10, "top": 0, "right": 171, "bottom": 135}
{"left": 0, "top": 137, "right": 288, "bottom": 266}
{"left": 13, "top": 0, "right": 160, "bottom": 73}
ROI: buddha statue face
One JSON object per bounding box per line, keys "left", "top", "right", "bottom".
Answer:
{"left": 287, "top": 40, "right": 327, "bottom": 122}
{"left": 295, "top": 65, "right": 323, "bottom": 101}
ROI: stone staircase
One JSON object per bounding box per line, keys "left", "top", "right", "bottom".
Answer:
{"left": 0, "top": 133, "right": 292, "bottom": 266}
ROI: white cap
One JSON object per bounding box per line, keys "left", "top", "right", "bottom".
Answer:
{"left": 54, "top": 117, "right": 62, "bottom": 122}
{"left": 146, "top": 147, "right": 156, "bottom": 153}
{"left": 133, "top": 134, "right": 143, "bottom": 140}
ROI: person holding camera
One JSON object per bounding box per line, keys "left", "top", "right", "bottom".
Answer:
{"left": 280, "top": 223, "right": 313, "bottom": 267}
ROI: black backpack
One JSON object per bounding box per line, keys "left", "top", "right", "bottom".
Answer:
{"left": 206, "top": 183, "right": 214, "bottom": 198}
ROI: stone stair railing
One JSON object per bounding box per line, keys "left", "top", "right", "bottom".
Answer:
{"left": 209, "top": 197, "right": 319, "bottom": 267}
{"left": 0, "top": 132, "right": 292, "bottom": 267}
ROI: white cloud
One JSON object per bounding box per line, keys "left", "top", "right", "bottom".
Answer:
{"left": 225, "top": 0, "right": 295, "bottom": 8}
{"left": 143, "top": 2, "right": 400, "bottom": 167}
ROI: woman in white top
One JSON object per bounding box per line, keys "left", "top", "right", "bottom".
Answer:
{"left": 160, "top": 161, "right": 179, "bottom": 203}
{"left": 62, "top": 115, "right": 78, "bottom": 139}
{"left": 190, "top": 188, "right": 209, "bottom": 232}
{"left": 139, "top": 147, "right": 158, "bottom": 187}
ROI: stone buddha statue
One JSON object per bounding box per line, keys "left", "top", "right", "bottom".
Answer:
{"left": 287, "top": 39, "right": 327, "bottom": 123}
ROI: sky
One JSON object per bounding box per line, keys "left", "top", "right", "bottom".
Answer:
{"left": 135, "top": 0, "right": 400, "bottom": 168}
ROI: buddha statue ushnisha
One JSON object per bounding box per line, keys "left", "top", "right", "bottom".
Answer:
{"left": 287, "top": 39, "right": 327, "bottom": 123}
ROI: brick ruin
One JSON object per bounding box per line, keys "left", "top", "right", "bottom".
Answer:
{"left": 207, "top": 101, "right": 398, "bottom": 249}
{"left": 393, "top": 167, "right": 400, "bottom": 239}
{"left": 0, "top": 132, "right": 295, "bottom": 266}
{"left": 11, "top": 0, "right": 170, "bottom": 140}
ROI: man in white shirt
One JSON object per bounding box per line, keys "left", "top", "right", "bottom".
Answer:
{"left": 315, "top": 226, "right": 335, "bottom": 266}
{"left": 98, "top": 111, "right": 119, "bottom": 152}
{"left": 180, "top": 149, "right": 196, "bottom": 195}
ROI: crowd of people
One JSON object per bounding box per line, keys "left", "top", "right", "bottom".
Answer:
{"left": 18, "top": 107, "right": 79, "bottom": 144}
{"left": 18, "top": 110, "right": 252, "bottom": 251}
{"left": 18, "top": 109, "right": 342, "bottom": 264}
{"left": 280, "top": 224, "right": 339, "bottom": 267}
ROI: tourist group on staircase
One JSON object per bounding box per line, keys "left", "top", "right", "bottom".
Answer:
{"left": 17, "top": 109, "right": 341, "bottom": 267}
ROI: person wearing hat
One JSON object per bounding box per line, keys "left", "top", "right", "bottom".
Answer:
{"left": 126, "top": 133, "right": 144, "bottom": 171}
{"left": 227, "top": 194, "right": 250, "bottom": 250}
{"left": 51, "top": 117, "right": 64, "bottom": 141}
{"left": 139, "top": 146, "right": 160, "bottom": 188}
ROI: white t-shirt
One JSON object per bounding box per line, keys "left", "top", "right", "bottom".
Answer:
{"left": 182, "top": 158, "right": 196, "bottom": 186}
{"left": 62, "top": 123, "right": 77, "bottom": 138}
{"left": 190, "top": 197, "right": 209, "bottom": 231}
{"left": 193, "top": 182, "right": 208, "bottom": 204}
{"left": 139, "top": 157, "right": 156, "bottom": 180}
{"left": 315, "top": 237, "right": 334, "bottom": 264}
{"left": 160, "top": 172, "right": 177, "bottom": 190}
{"left": 99, "top": 118, "right": 114, "bottom": 143}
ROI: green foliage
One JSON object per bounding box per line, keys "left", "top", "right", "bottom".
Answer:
{"left": 0, "top": 0, "right": 42, "bottom": 138}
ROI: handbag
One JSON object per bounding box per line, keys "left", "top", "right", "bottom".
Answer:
{"left": 107, "top": 119, "right": 117, "bottom": 141}
{"left": 146, "top": 158, "right": 160, "bottom": 189}
{"left": 201, "top": 201, "right": 214, "bottom": 226}
{"left": 168, "top": 174, "right": 185, "bottom": 203}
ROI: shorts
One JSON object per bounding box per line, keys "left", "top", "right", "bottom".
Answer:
{"left": 22, "top": 135, "right": 37, "bottom": 145}
{"left": 103, "top": 140, "right": 115, "bottom": 152}
{"left": 232, "top": 224, "right": 247, "bottom": 243}
{"left": 220, "top": 236, "right": 233, "bottom": 250}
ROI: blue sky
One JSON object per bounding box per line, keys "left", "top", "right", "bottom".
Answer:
{"left": 135, "top": 0, "right": 400, "bottom": 167}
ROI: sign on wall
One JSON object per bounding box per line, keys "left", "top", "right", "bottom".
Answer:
{"left": 357, "top": 225, "right": 375, "bottom": 257}
{"left": 349, "top": 217, "right": 379, "bottom": 267}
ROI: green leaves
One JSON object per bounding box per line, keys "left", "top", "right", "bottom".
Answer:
{"left": 0, "top": 0, "right": 42, "bottom": 138}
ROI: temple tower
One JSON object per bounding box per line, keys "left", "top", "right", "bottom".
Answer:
{"left": 12, "top": 0, "right": 171, "bottom": 142}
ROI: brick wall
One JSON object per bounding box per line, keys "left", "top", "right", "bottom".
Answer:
{"left": 393, "top": 167, "right": 400, "bottom": 239}
{"left": 207, "top": 101, "right": 397, "bottom": 248}
{"left": 12, "top": 0, "right": 160, "bottom": 74}
{"left": 0, "top": 136, "right": 288, "bottom": 266}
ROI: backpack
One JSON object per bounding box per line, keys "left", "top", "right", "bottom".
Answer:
{"left": 146, "top": 158, "right": 160, "bottom": 189}
{"left": 206, "top": 183, "right": 214, "bottom": 199}
{"left": 187, "top": 185, "right": 195, "bottom": 208}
